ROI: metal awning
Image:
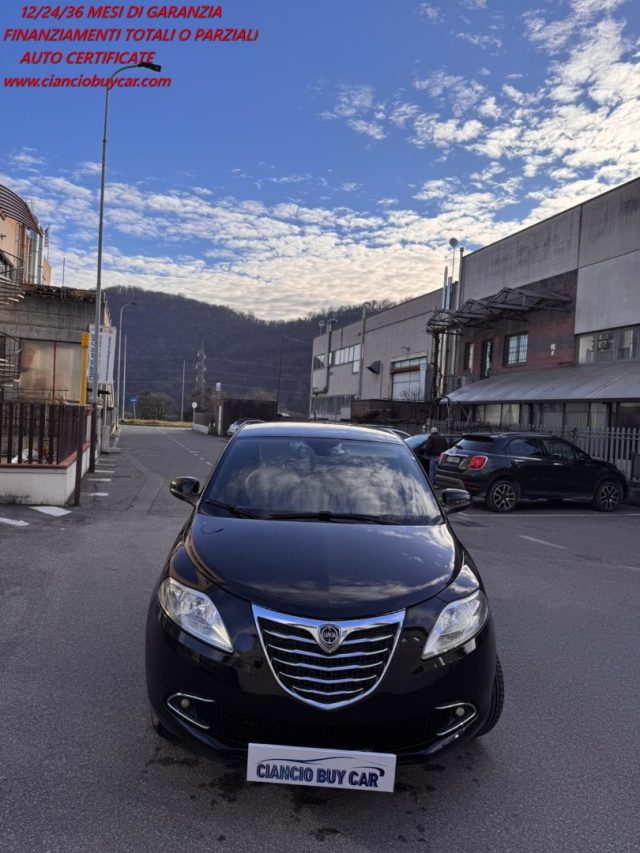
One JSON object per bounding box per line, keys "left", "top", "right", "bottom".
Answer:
{"left": 447, "top": 363, "right": 640, "bottom": 404}
{"left": 427, "top": 287, "right": 572, "bottom": 334}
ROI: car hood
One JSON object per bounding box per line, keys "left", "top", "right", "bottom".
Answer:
{"left": 186, "top": 514, "right": 460, "bottom": 619}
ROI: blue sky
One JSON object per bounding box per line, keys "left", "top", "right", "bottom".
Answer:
{"left": 1, "top": 0, "right": 639, "bottom": 318}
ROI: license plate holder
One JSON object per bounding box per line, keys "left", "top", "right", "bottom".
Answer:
{"left": 247, "top": 743, "right": 396, "bottom": 792}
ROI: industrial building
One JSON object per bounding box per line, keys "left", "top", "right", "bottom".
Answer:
{"left": 310, "top": 177, "right": 640, "bottom": 432}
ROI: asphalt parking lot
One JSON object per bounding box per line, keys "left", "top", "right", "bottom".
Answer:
{"left": 0, "top": 427, "right": 638, "bottom": 853}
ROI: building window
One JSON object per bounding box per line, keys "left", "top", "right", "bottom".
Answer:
{"left": 330, "top": 343, "right": 361, "bottom": 367}
{"left": 463, "top": 342, "right": 474, "bottom": 372}
{"left": 503, "top": 333, "right": 528, "bottom": 366}
{"left": 577, "top": 326, "right": 639, "bottom": 364}
{"left": 19, "top": 340, "right": 82, "bottom": 402}
{"left": 312, "top": 353, "right": 326, "bottom": 371}
{"left": 391, "top": 357, "right": 426, "bottom": 401}
{"left": 481, "top": 339, "right": 493, "bottom": 379}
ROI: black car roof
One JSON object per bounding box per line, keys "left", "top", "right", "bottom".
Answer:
{"left": 461, "top": 432, "right": 561, "bottom": 440}
{"left": 236, "top": 421, "right": 401, "bottom": 442}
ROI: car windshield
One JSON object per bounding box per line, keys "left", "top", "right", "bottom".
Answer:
{"left": 203, "top": 436, "right": 442, "bottom": 524}
{"left": 455, "top": 437, "right": 496, "bottom": 453}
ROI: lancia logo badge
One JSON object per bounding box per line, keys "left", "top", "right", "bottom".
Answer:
{"left": 318, "top": 624, "right": 341, "bottom": 652}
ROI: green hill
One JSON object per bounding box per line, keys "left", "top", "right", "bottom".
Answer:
{"left": 105, "top": 287, "right": 391, "bottom": 417}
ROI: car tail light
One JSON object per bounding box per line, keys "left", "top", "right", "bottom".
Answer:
{"left": 467, "top": 455, "right": 488, "bottom": 470}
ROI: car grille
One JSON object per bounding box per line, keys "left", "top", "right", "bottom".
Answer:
{"left": 253, "top": 605, "right": 404, "bottom": 710}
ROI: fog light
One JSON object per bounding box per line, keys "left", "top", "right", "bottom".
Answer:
{"left": 435, "top": 702, "right": 477, "bottom": 736}
{"left": 166, "top": 692, "right": 216, "bottom": 731}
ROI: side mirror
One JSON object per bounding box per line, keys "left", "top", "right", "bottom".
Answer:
{"left": 170, "top": 476, "right": 201, "bottom": 506}
{"left": 440, "top": 488, "right": 471, "bottom": 514}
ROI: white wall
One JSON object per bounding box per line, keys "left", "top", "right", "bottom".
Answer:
{"left": 0, "top": 446, "right": 90, "bottom": 506}
{"left": 575, "top": 250, "right": 640, "bottom": 334}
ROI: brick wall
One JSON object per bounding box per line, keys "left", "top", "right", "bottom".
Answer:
{"left": 459, "top": 271, "right": 577, "bottom": 380}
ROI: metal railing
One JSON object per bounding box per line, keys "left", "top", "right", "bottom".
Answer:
{"left": 0, "top": 401, "right": 90, "bottom": 465}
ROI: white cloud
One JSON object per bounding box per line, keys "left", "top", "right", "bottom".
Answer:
{"left": 347, "top": 119, "right": 386, "bottom": 140}
{"left": 413, "top": 71, "right": 485, "bottom": 116}
{"left": 455, "top": 32, "right": 502, "bottom": 49}
{"left": 478, "top": 95, "right": 502, "bottom": 119}
{"left": 418, "top": 4, "right": 443, "bottom": 23}
{"left": 571, "top": 0, "right": 627, "bottom": 17}
{"left": 414, "top": 178, "right": 459, "bottom": 201}
{"left": 332, "top": 84, "right": 376, "bottom": 118}
{"left": 501, "top": 84, "right": 538, "bottom": 105}
{"left": 411, "top": 114, "right": 484, "bottom": 148}
{"left": 389, "top": 102, "right": 420, "bottom": 127}
{"left": 9, "top": 148, "right": 45, "bottom": 171}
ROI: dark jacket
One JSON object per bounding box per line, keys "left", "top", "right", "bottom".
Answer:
{"left": 424, "top": 432, "right": 448, "bottom": 457}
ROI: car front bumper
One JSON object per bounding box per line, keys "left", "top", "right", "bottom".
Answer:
{"left": 145, "top": 594, "right": 497, "bottom": 765}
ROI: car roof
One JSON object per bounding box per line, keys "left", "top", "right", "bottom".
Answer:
{"left": 460, "top": 432, "right": 561, "bottom": 440}
{"left": 236, "top": 421, "right": 402, "bottom": 442}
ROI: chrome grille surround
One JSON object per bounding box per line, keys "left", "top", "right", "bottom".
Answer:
{"left": 253, "top": 604, "right": 405, "bottom": 711}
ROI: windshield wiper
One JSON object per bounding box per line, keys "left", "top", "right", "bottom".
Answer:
{"left": 202, "top": 498, "right": 262, "bottom": 519}
{"left": 266, "top": 510, "right": 391, "bottom": 524}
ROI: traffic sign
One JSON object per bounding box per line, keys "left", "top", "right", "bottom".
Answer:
{"left": 129, "top": 397, "right": 138, "bottom": 404}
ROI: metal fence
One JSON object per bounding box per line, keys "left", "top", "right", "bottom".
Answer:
{"left": 0, "top": 402, "right": 90, "bottom": 465}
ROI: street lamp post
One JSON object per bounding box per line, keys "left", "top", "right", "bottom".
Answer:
{"left": 90, "top": 59, "right": 162, "bottom": 471}
{"left": 275, "top": 336, "right": 285, "bottom": 413}
{"left": 121, "top": 334, "right": 127, "bottom": 420}
{"left": 115, "top": 301, "right": 135, "bottom": 427}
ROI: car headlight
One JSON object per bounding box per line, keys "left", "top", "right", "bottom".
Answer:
{"left": 422, "top": 589, "right": 488, "bottom": 660}
{"left": 158, "top": 577, "right": 233, "bottom": 652}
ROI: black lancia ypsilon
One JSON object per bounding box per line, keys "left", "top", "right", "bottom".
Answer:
{"left": 146, "top": 423, "right": 503, "bottom": 792}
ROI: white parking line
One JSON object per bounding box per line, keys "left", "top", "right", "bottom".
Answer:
{"left": 30, "top": 506, "right": 71, "bottom": 517}
{"left": 518, "top": 535, "right": 566, "bottom": 549}
{"left": 0, "top": 517, "right": 29, "bottom": 527}
{"left": 88, "top": 478, "right": 112, "bottom": 482}
{"left": 475, "top": 512, "right": 640, "bottom": 518}
{"left": 93, "top": 492, "right": 109, "bottom": 497}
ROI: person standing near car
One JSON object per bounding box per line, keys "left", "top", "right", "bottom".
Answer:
{"left": 424, "top": 427, "right": 448, "bottom": 484}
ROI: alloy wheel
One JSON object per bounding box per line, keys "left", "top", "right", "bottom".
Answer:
{"left": 491, "top": 482, "right": 517, "bottom": 511}
{"left": 598, "top": 483, "right": 620, "bottom": 511}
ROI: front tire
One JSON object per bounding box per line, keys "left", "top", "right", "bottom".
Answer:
{"left": 150, "top": 707, "right": 177, "bottom": 742}
{"left": 592, "top": 479, "right": 623, "bottom": 512}
{"left": 485, "top": 479, "right": 520, "bottom": 512}
{"left": 475, "top": 657, "right": 504, "bottom": 737}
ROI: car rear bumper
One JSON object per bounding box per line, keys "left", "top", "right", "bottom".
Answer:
{"left": 435, "top": 471, "right": 486, "bottom": 495}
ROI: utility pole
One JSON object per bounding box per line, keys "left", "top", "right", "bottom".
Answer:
{"left": 195, "top": 341, "right": 206, "bottom": 407}
{"left": 181, "top": 358, "right": 186, "bottom": 421}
